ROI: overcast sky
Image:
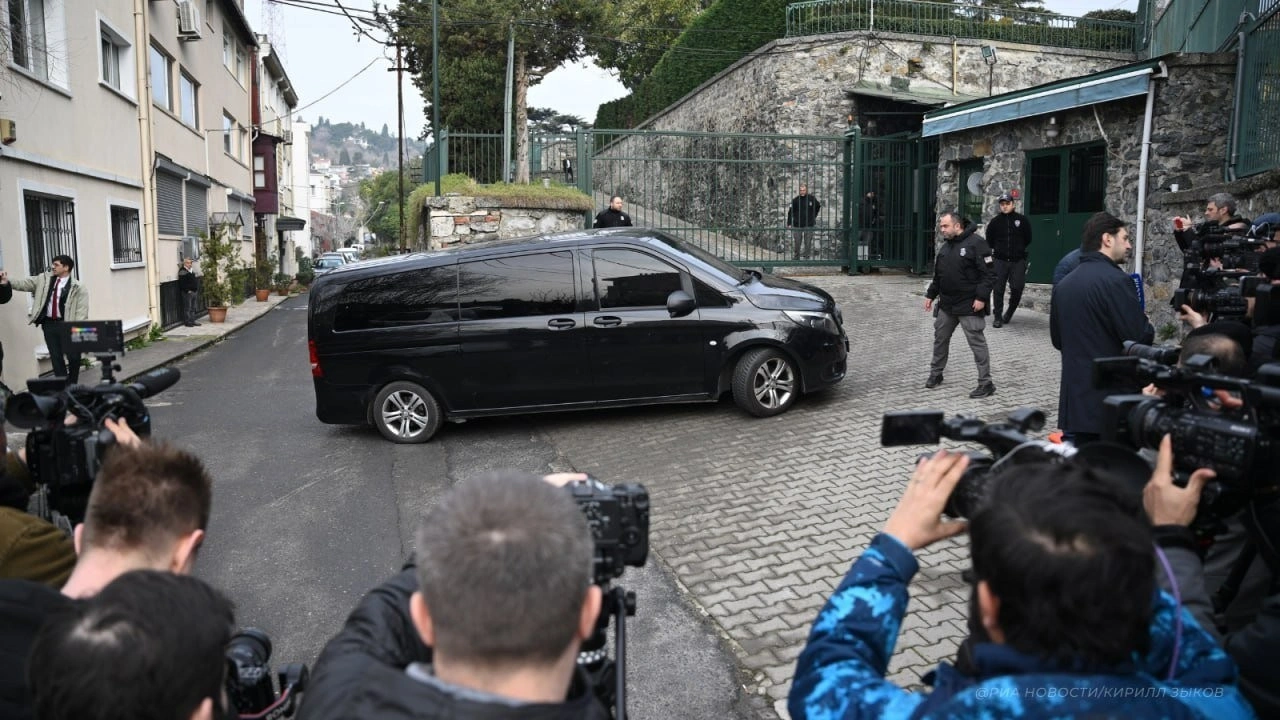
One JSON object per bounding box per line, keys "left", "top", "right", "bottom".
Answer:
{"left": 245, "top": 0, "right": 1139, "bottom": 141}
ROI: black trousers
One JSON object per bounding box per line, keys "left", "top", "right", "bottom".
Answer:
{"left": 42, "top": 322, "right": 81, "bottom": 383}
{"left": 992, "top": 257, "right": 1027, "bottom": 318}
{"left": 183, "top": 290, "right": 200, "bottom": 324}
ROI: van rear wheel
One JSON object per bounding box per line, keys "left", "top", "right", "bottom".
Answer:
{"left": 372, "top": 381, "right": 442, "bottom": 444}
{"left": 732, "top": 348, "right": 798, "bottom": 417}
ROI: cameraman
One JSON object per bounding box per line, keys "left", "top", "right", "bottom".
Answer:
{"left": 788, "top": 452, "right": 1255, "bottom": 719}
{"left": 1175, "top": 193, "right": 1252, "bottom": 244}
{"left": 27, "top": 569, "right": 235, "bottom": 720}
{"left": 1146, "top": 437, "right": 1279, "bottom": 715}
{"left": 0, "top": 439, "right": 213, "bottom": 720}
{"left": 298, "top": 471, "right": 609, "bottom": 720}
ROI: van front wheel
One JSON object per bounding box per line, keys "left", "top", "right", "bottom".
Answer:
{"left": 372, "top": 381, "right": 442, "bottom": 443}
{"left": 732, "top": 348, "right": 798, "bottom": 417}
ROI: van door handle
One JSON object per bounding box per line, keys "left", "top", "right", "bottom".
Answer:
{"left": 547, "top": 318, "right": 576, "bottom": 329}
{"left": 593, "top": 316, "right": 622, "bottom": 327}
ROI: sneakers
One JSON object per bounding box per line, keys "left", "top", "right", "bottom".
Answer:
{"left": 969, "top": 382, "right": 996, "bottom": 398}
{"left": 925, "top": 374, "right": 943, "bottom": 389}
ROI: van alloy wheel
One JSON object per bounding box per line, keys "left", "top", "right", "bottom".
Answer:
{"left": 372, "top": 381, "right": 442, "bottom": 443}
{"left": 731, "top": 348, "right": 799, "bottom": 417}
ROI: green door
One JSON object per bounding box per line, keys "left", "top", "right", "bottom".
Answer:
{"left": 1024, "top": 144, "right": 1106, "bottom": 283}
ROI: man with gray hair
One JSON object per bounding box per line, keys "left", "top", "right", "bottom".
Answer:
{"left": 298, "top": 471, "right": 608, "bottom": 720}
{"left": 1175, "top": 192, "right": 1251, "bottom": 239}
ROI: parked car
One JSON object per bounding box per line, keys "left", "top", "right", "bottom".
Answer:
{"left": 337, "top": 248, "right": 361, "bottom": 263}
{"left": 312, "top": 255, "right": 346, "bottom": 275}
{"left": 308, "top": 229, "right": 848, "bottom": 443}
{"left": 322, "top": 252, "right": 353, "bottom": 265}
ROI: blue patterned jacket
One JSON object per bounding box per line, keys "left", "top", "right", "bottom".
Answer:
{"left": 788, "top": 534, "right": 1257, "bottom": 720}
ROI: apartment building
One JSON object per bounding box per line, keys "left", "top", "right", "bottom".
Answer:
{"left": 252, "top": 35, "right": 301, "bottom": 275}
{"left": 290, "top": 119, "right": 313, "bottom": 258}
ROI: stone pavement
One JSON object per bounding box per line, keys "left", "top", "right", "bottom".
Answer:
{"left": 533, "top": 271, "right": 1065, "bottom": 719}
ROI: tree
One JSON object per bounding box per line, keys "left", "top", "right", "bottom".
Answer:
{"left": 339, "top": 148, "right": 351, "bottom": 165}
{"left": 359, "top": 170, "right": 415, "bottom": 247}
{"left": 588, "top": 0, "right": 703, "bottom": 91}
{"left": 354, "top": 151, "right": 365, "bottom": 165}
{"left": 396, "top": 0, "right": 605, "bottom": 183}
{"left": 381, "top": 123, "right": 390, "bottom": 136}
{"left": 1083, "top": 9, "right": 1137, "bottom": 22}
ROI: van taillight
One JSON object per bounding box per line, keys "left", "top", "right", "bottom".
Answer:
{"left": 309, "top": 339, "right": 323, "bottom": 378}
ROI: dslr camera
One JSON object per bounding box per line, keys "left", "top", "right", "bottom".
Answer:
{"left": 564, "top": 476, "right": 649, "bottom": 720}
{"left": 4, "top": 321, "right": 180, "bottom": 530}
{"left": 225, "top": 628, "right": 309, "bottom": 720}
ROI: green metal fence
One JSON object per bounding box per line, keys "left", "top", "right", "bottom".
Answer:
{"left": 1232, "top": 7, "right": 1280, "bottom": 178}
{"left": 422, "top": 130, "right": 580, "bottom": 185}
{"left": 1146, "top": 0, "right": 1260, "bottom": 55}
{"left": 847, "top": 131, "right": 939, "bottom": 273}
{"left": 785, "top": 0, "right": 1141, "bottom": 52}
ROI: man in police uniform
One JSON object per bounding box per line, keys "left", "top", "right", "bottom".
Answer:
{"left": 924, "top": 212, "right": 996, "bottom": 398}
{"left": 985, "top": 192, "right": 1032, "bottom": 327}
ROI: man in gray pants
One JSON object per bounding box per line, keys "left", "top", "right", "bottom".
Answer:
{"left": 924, "top": 212, "right": 996, "bottom": 398}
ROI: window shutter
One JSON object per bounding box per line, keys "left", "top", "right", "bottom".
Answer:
{"left": 186, "top": 184, "right": 208, "bottom": 235}
{"left": 157, "top": 172, "right": 184, "bottom": 235}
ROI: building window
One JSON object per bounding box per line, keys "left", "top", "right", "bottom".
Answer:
{"left": 23, "top": 192, "right": 77, "bottom": 276}
{"left": 223, "top": 112, "right": 235, "bottom": 155}
{"left": 9, "top": 0, "right": 49, "bottom": 81}
{"left": 234, "top": 45, "right": 246, "bottom": 86}
{"left": 179, "top": 70, "right": 198, "bottom": 127}
{"left": 150, "top": 43, "right": 172, "bottom": 110}
{"left": 110, "top": 205, "right": 142, "bottom": 264}
{"left": 222, "top": 22, "right": 232, "bottom": 68}
{"left": 253, "top": 155, "right": 266, "bottom": 188}
{"left": 101, "top": 31, "right": 120, "bottom": 89}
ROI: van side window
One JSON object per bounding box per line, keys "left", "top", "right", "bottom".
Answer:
{"left": 333, "top": 266, "right": 458, "bottom": 331}
{"left": 593, "top": 249, "right": 682, "bottom": 309}
{"left": 457, "top": 251, "right": 575, "bottom": 320}
{"left": 693, "top": 278, "right": 731, "bottom": 308}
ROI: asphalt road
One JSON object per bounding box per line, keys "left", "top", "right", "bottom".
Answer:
{"left": 148, "top": 295, "right": 765, "bottom": 720}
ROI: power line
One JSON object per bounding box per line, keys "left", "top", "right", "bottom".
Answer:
{"left": 290, "top": 55, "right": 385, "bottom": 116}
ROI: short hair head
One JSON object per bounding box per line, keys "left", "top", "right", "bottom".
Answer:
{"left": 29, "top": 570, "right": 234, "bottom": 720}
{"left": 1081, "top": 211, "right": 1127, "bottom": 253}
{"left": 1182, "top": 325, "right": 1249, "bottom": 376}
{"left": 81, "top": 443, "right": 213, "bottom": 556}
{"left": 52, "top": 255, "right": 75, "bottom": 272}
{"left": 1208, "top": 192, "right": 1237, "bottom": 217}
{"left": 415, "top": 471, "right": 594, "bottom": 666}
{"left": 969, "top": 462, "right": 1154, "bottom": 669}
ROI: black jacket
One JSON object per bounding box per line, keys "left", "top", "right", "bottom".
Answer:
{"left": 787, "top": 194, "right": 820, "bottom": 228}
{"left": 926, "top": 224, "right": 994, "bottom": 316}
{"left": 1050, "top": 252, "right": 1154, "bottom": 434}
{"left": 0, "top": 579, "right": 70, "bottom": 720}
{"left": 178, "top": 266, "right": 198, "bottom": 293}
{"left": 298, "top": 569, "right": 609, "bottom": 720}
{"left": 592, "top": 208, "right": 632, "bottom": 229}
{"left": 984, "top": 211, "right": 1032, "bottom": 260}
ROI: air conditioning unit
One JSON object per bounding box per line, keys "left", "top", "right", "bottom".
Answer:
{"left": 282, "top": 130, "right": 294, "bottom": 145}
{"left": 177, "top": 0, "right": 203, "bottom": 40}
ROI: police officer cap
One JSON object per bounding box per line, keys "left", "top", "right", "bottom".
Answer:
{"left": 997, "top": 193, "right": 1014, "bottom": 203}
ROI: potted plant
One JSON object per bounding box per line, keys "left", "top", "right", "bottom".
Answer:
{"left": 254, "top": 256, "right": 276, "bottom": 302}
{"left": 200, "top": 227, "right": 243, "bottom": 323}
{"left": 273, "top": 272, "right": 293, "bottom": 296}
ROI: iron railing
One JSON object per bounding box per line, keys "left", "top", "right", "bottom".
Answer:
{"left": 1231, "top": 7, "right": 1280, "bottom": 178}
{"left": 423, "top": 130, "right": 580, "bottom": 185}
{"left": 158, "top": 278, "right": 207, "bottom": 329}
{"left": 785, "top": 0, "right": 1141, "bottom": 52}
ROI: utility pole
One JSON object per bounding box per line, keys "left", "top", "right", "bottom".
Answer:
{"left": 432, "top": 0, "right": 442, "bottom": 197}
{"left": 503, "top": 24, "right": 514, "bottom": 184}
{"left": 397, "top": 43, "right": 406, "bottom": 251}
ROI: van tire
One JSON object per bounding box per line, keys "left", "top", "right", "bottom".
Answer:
{"left": 732, "top": 348, "right": 798, "bottom": 417}
{"left": 372, "top": 381, "right": 442, "bottom": 444}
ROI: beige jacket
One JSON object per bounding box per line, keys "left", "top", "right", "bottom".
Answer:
{"left": 7, "top": 272, "right": 89, "bottom": 324}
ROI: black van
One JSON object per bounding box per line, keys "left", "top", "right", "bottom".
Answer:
{"left": 308, "top": 229, "right": 848, "bottom": 443}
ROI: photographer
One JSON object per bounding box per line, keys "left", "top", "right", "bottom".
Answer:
{"left": 298, "top": 471, "right": 609, "bottom": 720}
{"left": 1174, "top": 193, "right": 1252, "bottom": 245}
{"left": 788, "top": 452, "right": 1254, "bottom": 719}
{"left": 0, "top": 440, "right": 213, "bottom": 720}
{"left": 1146, "top": 437, "right": 1279, "bottom": 715}
{"left": 27, "top": 569, "right": 235, "bottom": 720}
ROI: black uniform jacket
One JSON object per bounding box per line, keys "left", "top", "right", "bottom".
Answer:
{"left": 926, "top": 224, "right": 995, "bottom": 317}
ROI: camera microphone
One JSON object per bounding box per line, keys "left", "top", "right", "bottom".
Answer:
{"left": 127, "top": 368, "right": 181, "bottom": 399}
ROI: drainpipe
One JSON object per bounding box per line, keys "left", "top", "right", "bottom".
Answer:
{"left": 134, "top": 0, "right": 160, "bottom": 325}
{"left": 1134, "top": 62, "right": 1167, "bottom": 277}
{"left": 1225, "top": 27, "right": 1247, "bottom": 182}
{"left": 951, "top": 36, "right": 958, "bottom": 96}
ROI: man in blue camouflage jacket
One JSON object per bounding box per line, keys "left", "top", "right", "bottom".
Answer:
{"left": 788, "top": 451, "right": 1256, "bottom": 720}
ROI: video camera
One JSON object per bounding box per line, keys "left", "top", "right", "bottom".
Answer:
{"left": 1172, "top": 223, "right": 1274, "bottom": 321}
{"left": 565, "top": 476, "right": 649, "bottom": 720}
{"left": 4, "top": 321, "right": 180, "bottom": 531}
{"left": 225, "top": 628, "right": 309, "bottom": 720}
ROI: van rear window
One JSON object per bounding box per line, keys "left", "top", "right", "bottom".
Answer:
{"left": 333, "top": 266, "right": 459, "bottom": 331}
{"left": 457, "top": 252, "right": 575, "bottom": 320}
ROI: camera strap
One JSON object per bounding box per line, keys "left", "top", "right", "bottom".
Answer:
{"left": 1152, "top": 545, "right": 1183, "bottom": 681}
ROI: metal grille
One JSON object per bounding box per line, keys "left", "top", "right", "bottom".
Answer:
{"left": 785, "top": 0, "right": 1140, "bottom": 52}
{"left": 157, "top": 171, "right": 184, "bottom": 235}
{"left": 1232, "top": 8, "right": 1280, "bottom": 178}
{"left": 23, "top": 193, "right": 77, "bottom": 276}
{"left": 159, "top": 277, "right": 207, "bottom": 329}
{"left": 110, "top": 206, "right": 142, "bottom": 264}
{"left": 423, "top": 130, "right": 579, "bottom": 185}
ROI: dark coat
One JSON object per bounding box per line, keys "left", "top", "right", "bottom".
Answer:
{"left": 1052, "top": 248, "right": 1082, "bottom": 286}
{"left": 788, "top": 194, "right": 821, "bottom": 228}
{"left": 1050, "top": 251, "right": 1154, "bottom": 434}
{"left": 926, "top": 223, "right": 994, "bottom": 316}
{"left": 985, "top": 211, "right": 1032, "bottom": 260}
{"left": 298, "top": 569, "right": 609, "bottom": 720}
{"left": 177, "top": 266, "right": 198, "bottom": 293}
{"left": 592, "top": 208, "right": 632, "bottom": 228}
{"left": 0, "top": 579, "right": 71, "bottom": 720}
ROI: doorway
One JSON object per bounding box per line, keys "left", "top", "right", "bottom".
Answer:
{"left": 1024, "top": 143, "right": 1106, "bottom": 283}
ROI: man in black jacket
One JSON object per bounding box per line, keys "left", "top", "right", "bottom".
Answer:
{"left": 177, "top": 257, "right": 201, "bottom": 327}
{"left": 985, "top": 193, "right": 1032, "bottom": 327}
{"left": 924, "top": 212, "right": 996, "bottom": 398}
{"left": 299, "top": 471, "right": 609, "bottom": 720}
{"left": 1050, "top": 211, "right": 1154, "bottom": 445}
{"left": 787, "top": 184, "right": 821, "bottom": 260}
{"left": 593, "top": 196, "right": 632, "bottom": 228}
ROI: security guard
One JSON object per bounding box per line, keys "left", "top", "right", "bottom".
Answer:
{"left": 985, "top": 192, "right": 1032, "bottom": 327}
{"left": 924, "top": 212, "right": 996, "bottom": 398}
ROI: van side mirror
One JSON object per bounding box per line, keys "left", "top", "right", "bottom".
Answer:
{"left": 666, "top": 290, "right": 696, "bottom": 318}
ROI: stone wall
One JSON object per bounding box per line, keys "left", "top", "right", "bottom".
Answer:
{"left": 422, "top": 195, "right": 588, "bottom": 249}
{"left": 933, "top": 54, "right": 1259, "bottom": 331}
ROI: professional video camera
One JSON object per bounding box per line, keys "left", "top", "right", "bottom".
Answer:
{"left": 565, "top": 476, "right": 649, "bottom": 720}
{"left": 1122, "top": 339, "right": 1182, "bottom": 365}
{"left": 1172, "top": 222, "right": 1273, "bottom": 320}
{"left": 225, "top": 628, "right": 309, "bottom": 720}
{"left": 3, "top": 321, "right": 180, "bottom": 531}
{"left": 1094, "top": 355, "right": 1280, "bottom": 523}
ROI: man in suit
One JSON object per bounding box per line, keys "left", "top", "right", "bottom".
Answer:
{"left": 0, "top": 255, "right": 89, "bottom": 383}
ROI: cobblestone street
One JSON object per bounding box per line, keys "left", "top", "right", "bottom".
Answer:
{"left": 534, "top": 272, "right": 1066, "bottom": 718}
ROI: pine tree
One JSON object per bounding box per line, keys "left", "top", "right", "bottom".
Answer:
{"left": 339, "top": 148, "right": 351, "bottom": 165}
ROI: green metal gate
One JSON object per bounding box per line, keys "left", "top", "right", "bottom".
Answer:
{"left": 847, "top": 129, "right": 939, "bottom": 274}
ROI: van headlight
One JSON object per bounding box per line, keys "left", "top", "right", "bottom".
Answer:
{"left": 783, "top": 310, "right": 840, "bottom": 335}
